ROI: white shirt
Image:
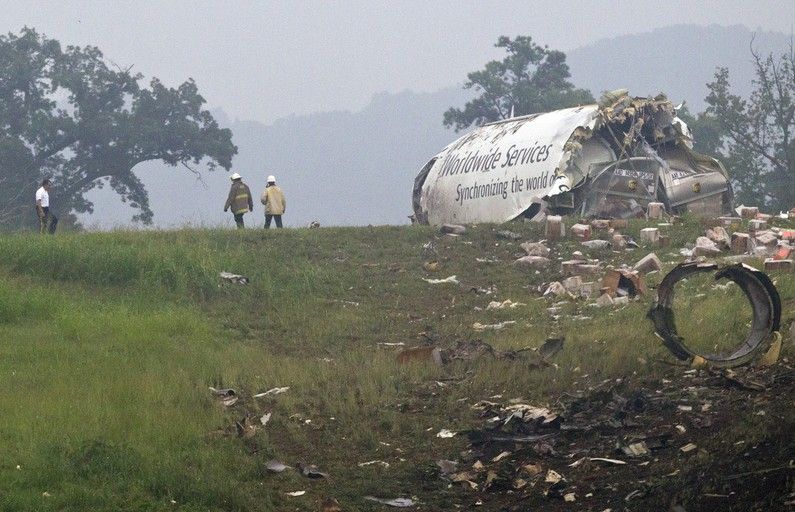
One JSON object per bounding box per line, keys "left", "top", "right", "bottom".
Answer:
{"left": 35, "top": 187, "right": 49, "bottom": 208}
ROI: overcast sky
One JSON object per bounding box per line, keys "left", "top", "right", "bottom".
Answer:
{"left": 3, "top": 1, "right": 792, "bottom": 123}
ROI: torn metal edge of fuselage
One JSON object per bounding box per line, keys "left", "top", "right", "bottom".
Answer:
{"left": 545, "top": 92, "right": 730, "bottom": 208}
{"left": 647, "top": 262, "right": 781, "bottom": 368}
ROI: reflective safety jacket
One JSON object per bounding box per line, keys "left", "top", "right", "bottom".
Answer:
{"left": 225, "top": 181, "right": 253, "bottom": 214}
{"left": 261, "top": 185, "right": 286, "bottom": 215}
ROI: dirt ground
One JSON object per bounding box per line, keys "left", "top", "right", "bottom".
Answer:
{"left": 436, "top": 362, "right": 794, "bottom": 511}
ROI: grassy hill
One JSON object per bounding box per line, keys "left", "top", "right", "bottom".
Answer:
{"left": 0, "top": 219, "right": 792, "bottom": 511}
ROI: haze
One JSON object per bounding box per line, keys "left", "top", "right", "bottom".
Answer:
{"left": 4, "top": 0, "right": 793, "bottom": 123}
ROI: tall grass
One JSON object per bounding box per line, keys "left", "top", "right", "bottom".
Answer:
{"left": 0, "top": 221, "right": 791, "bottom": 511}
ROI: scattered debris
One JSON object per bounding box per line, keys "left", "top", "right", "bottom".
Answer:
{"left": 545, "top": 215, "right": 565, "bottom": 240}
{"left": 436, "top": 459, "right": 459, "bottom": 476}
{"left": 253, "top": 387, "right": 290, "bottom": 398}
{"left": 581, "top": 239, "right": 611, "bottom": 250}
{"left": 436, "top": 429, "right": 457, "bottom": 438}
{"left": 737, "top": 205, "right": 759, "bottom": 218}
{"left": 570, "top": 223, "right": 591, "bottom": 240}
{"left": 545, "top": 469, "right": 564, "bottom": 484}
{"left": 422, "top": 275, "right": 460, "bottom": 285}
{"left": 422, "top": 260, "right": 441, "bottom": 272}
{"left": 601, "top": 269, "right": 646, "bottom": 298}
{"left": 757, "top": 332, "right": 782, "bottom": 366}
{"left": 640, "top": 227, "right": 660, "bottom": 245}
{"left": 633, "top": 253, "right": 662, "bottom": 274}
{"left": 694, "top": 236, "right": 721, "bottom": 256}
{"left": 285, "top": 491, "right": 306, "bottom": 497}
{"left": 543, "top": 281, "right": 570, "bottom": 298}
{"left": 364, "top": 496, "right": 416, "bottom": 507}
{"left": 219, "top": 271, "right": 249, "bottom": 285}
{"left": 440, "top": 224, "right": 466, "bottom": 235}
{"left": 680, "top": 443, "right": 698, "bottom": 453}
{"left": 590, "top": 457, "right": 627, "bottom": 465}
{"left": 472, "top": 321, "right": 516, "bottom": 331}
{"left": 731, "top": 232, "right": 751, "bottom": 254}
{"left": 706, "top": 226, "right": 731, "bottom": 249}
{"left": 647, "top": 201, "right": 665, "bottom": 219}
{"left": 209, "top": 387, "right": 238, "bottom": 407}
{"left": 622, "top": 441, "right": 651, "bottom": 457}
{"left": 764, "top": 258, "right": 793, "bottom": 272}
{"left": 495, "top": 229, "right": 522, "bottom": 240}
{"left": 259, "top": 412, "right": 272, "bottom": 426}
{"left": 514, "top": 255, "right": 551, "bottom": 267}
{"left": 235, "top": 416, "right": 257, "bottom": 438}
{"left": 396, "top": 346, "right": 444, "bottom": 365}
{"left": 359, "top": 460, "right": 391, "bottom": 468}
{"left": 486, "top": 299, "right": 526, "bottom": 310}
{"left": 521, "top": 241, "right": 551, "bottom": 257}
{"left": 298, "top": 463, "right": 329, "bottom": 479}
{"left": 320, "top": 498, "right": 342, "bottom": 512}
{"left": 265, "top": 460, "right": 292, "bottom": 473}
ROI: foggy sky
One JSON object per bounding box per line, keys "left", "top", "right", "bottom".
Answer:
{"left": 3, "top": 0, "right": 792, "bottom": 124}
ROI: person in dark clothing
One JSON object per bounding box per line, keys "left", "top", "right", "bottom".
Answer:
{"left": 223, "top": 173, "right": 254, "bottom": 229}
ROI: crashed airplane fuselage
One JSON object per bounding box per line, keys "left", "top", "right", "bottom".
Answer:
{"left": 413, "top": 91, "right": 733, "bottom": 225}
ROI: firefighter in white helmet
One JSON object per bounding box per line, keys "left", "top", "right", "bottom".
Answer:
{"left": 223, "top": 172, "right": 253, "bottom": 229}
{"left": 260, "top": 175, "right": 286, "bottom": 228}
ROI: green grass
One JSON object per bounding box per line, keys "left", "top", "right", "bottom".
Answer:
{"left": 0, "top": 218, "right": 791, "bottom": 510}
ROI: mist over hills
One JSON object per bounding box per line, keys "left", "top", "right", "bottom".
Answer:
{"left": 82, "top": 24, "right": 792, "bottom": 229}
{"left": 567, "top": 24, "right": 790, "bottom": 112}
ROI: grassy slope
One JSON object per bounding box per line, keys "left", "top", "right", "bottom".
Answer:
{"left": 0, "top": 218, "right": 791, "bottom": 511}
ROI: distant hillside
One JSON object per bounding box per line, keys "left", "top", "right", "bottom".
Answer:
{"left": 567, "top": 24, "right": 790, "bottom": 111}
{"left": 82, "top": 24, "right": 792, "bottom": 228}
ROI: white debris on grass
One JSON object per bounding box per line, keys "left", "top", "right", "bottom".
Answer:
{"left": 364, "top": 496, "right": 416, "bottom": 507}
{"left": 219, "top": 271, "right": 249, "bottom": 285}
{"left": 485, "top": 299, "right": 526, "bottom": 310}
{"left": 436, "top": 429, "right": 457, "bottom": 438}
{"left": 259, "top": 412, "right": 272, "bottom": 426}
{"left": 472, "top": 321, "right": 516, "bottom": 331}
{"left": 358, "top": 460, "right": 391, "bottom": 468}
{"left": 422, "top": 275, "right": 460, "bottom": 285}
{"left": 253, "top": 387, "right": 290, "bottom": 398}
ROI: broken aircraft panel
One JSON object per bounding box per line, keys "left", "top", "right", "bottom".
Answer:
{"left": 412, "top": 90, "right": 733, "bottom": 225}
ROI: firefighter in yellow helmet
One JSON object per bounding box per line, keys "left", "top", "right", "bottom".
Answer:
{"left": 223, "top": 173, "right": 254, "bottom": 229}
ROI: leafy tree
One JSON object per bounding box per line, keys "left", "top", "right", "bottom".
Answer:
{"left": 701, "top": 42, "right": 794, "bottom": 210}
{"left": 0, "top": 28, "right": 237, "bottom": 229}
{"left": 443, "top": 36, "right": 594, "bottom": 132}
{"left": 675, "top": 105, "right": 722, "bottom": 157}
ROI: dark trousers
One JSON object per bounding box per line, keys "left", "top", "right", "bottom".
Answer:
{"left": 233, "top": 213, "right": 245, "bottom": 229}
{"left": 38, "top": 207, "right": 58, "bottom": 234}
{"left": 265, "top": 214, "right": 283, "bottom": 228}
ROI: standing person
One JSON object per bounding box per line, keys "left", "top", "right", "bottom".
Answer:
{"left": 260, "top": 175, "right": 286, "bottom": 229}
{"left": 35, "top": 178, "right": 58, "bottom": 234}
{"left": 223, "top": 173, "right": 254, "bottom": 229}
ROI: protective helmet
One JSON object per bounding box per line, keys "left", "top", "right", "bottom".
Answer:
{"left": 267, "top": 175, "right": 276, "bottom": 183}
{"left": 230, "top": 172, "right": 242, "bottom": 181}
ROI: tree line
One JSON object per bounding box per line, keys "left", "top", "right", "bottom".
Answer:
{"left": 444, "top": 35, "right": 794, "bottom": 213}
{"left": 0, "top": 28, "right": 236, "bottom": 230}
{"left": 0, "top": 28, "right": 791, "bottom": 229}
